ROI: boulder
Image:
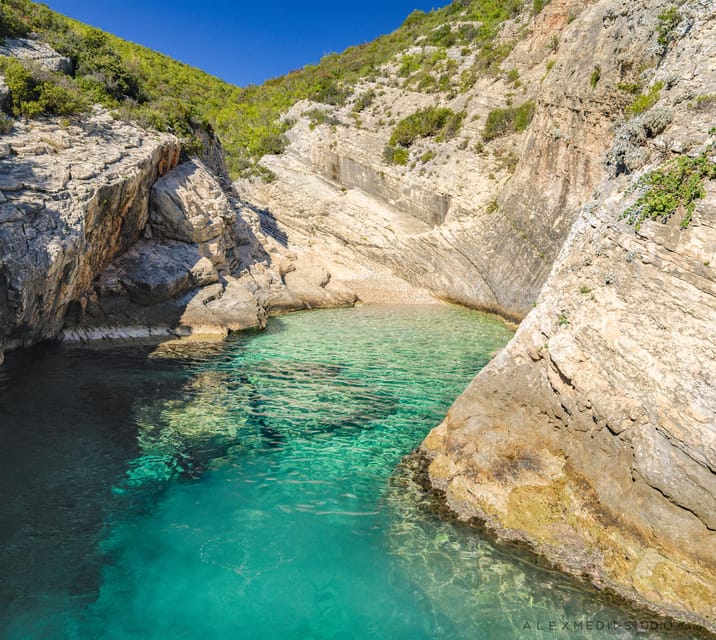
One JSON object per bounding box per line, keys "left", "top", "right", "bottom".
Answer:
{"left": 149, "top": 159, "right": 238, "bottom": 268}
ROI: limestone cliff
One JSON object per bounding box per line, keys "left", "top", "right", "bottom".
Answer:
{"left": 0, "top": 110, "right": 180, "bottom": 359}
{"left": 418, "top": 0, "right": 716, "bottom": 632}
{"left": 237, "top": 0, "right": 611, "bottom": 319}
{"left": 0, "top": 38, "right": 358, "bottom": 363}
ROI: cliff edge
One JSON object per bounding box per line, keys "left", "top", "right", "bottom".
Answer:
{"left": 420, "top": 0, "right": 716, "bottom": 630}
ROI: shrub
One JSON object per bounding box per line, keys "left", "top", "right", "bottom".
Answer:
{"left": 420, "top": 149, "right": 436, "bottom": 163}
{"left": 657, "top": 7, "right": 681, "bottom": 48}
{"left": 0, "top": 4, "right": 28, "bottom": 40}
{"left": 691, "top": 94, "right": 716, "bottom": 111}
{"left": 352, "top": 89, "right": 375, "bottom": 113}
{"left": 428, "top": 24, "right": 456, "bottom": 47}
{"left": 0, "top": 57, "right": 87, "bottom": 117}
{"left": 625, "top": 81, "right": 663, "bottom": 117}
{"left": 590, "top": 65, "right": 601, "bottom": 88}
{"left": 483, "top": 100, "right": 535, "bottom": 141}
{"left": 311, "top": 78, "right": 351, "bottom": 106}
{"left": 389, "top": 106, "right": 464, "bottom": 147}
{"left": 0, "top": 113, "right": 13, "bottom": 134}
{"left": 617, "top": 81, "right": 642, "bottom": 95}
{"left": 383, "top": 144, "right": 409, "bottom": 165}
{"left": 623, "top": 153, "right": 716, "bottom": 229}
{"left": 474, "top": 41, "right": 515, "bottom": 75}
{"left": 304, "top": 108, "right": 339, "bottom": 130}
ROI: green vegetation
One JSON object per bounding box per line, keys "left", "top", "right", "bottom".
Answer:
{"left": 1, "top": 0, "right": 528, "bottom": 177}
{"left": 473, "top": 40, "right": 516, "bottom": 77}
{"left": 579, "top": 286, "right": 592, "bottom": 294}
{"left": 656, "top": 6, "right": 681, "bottom": 48}
{"left": 0, "top": 57, "right": 87, "bottom": 117}
{"left": 420, "top": 149, "right": 436, "bottom": 163}
{"left": 0, "top": 0, "right": 240, "bottom": 160}
{"left": 389, "top": 106, "right": 464, "bottom": 146}
{"left": 590, "top": 65, "right": 601, "bottom": 88}
{"left": 384, "top": 106, "right": 464, "bottom": 165}
{"left": 304, "top": 108, "right": 339, "bottom": 130}
{"left": 617, "top": 81, "right": 642, "bottom": 95}
{"left": 383, "top": 145, "right": 409, "bottom": 166}
{"left": 691, "top": 94, "right": 716, "bottom": 111}
{"left": 625, "top": 81, "right": 663, "bottom": 117}
{"left": 352, "top": 89, "right": 376, "bottom": 113}
{"left": 0, "top": 3, "right": 29, "bottom": 40}
{"left": 483, "top": 100, "right": 535, "bottom": 141}
{"left": 0, "top": 113, "right": 14, "bottom": 133}
{"left": 623, "top": 153, "right": 716, "bottom": 230}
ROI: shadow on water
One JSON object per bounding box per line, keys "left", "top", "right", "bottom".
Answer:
{"left": 0, "top": 342, "right": 201, "bottom": 628}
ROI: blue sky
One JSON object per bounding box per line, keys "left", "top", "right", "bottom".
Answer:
{"left": 42, "top": 1, "right": 451, "bottom": 87}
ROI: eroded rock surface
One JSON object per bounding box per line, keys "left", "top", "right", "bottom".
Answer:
{"left": 0, "top": 37, "right": 72, "bottom": 73}
{"left": 421, "top": 0, "right": 716, "bottom": 630}
{"left": 0, "top": 110, "right": 181, "bottom": 356}
{"left": 63, "top": 157, "right": 359, "bottom": 342}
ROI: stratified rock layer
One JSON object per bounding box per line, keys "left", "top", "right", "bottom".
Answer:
{"left": 422, "top": 0, "right": 716, "bottom": 631}
{"left": 0, "top": 110, "right": 181, "bottom": 353}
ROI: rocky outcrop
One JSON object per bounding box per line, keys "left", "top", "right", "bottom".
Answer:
{"left": 62, "top": 157, "right": 359, "bottom": 343}
{"left": 0, "top": 110, "right": 181, "bottom": 359}
{"left": 0, "top": 37, "right": 72, "bottom": 73}
{"left": 421, "top": 0, "right": 716, "bottom": 631}
{"left": 0, "top": 111, "right": 359, "bottom": 360}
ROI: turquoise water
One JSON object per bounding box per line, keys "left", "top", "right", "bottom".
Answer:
{"left": 0, "top": 305, "right": 702, "bottom": 639}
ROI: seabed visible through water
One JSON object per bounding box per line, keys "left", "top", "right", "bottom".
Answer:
{"left": 0, "top": 305, "right": 705, "bottom": 639}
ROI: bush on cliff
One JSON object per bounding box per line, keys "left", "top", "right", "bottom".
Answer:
{"left": 0, "top": 57, "right": 87, "bottom": 117}
{"left": 483, "top": 100, "right": 535, "bottom": 141}
{"left": 389, "top": 106, "right": 464, "bottom": 147}
{"left": 623, "top": 152, "right": 716, "bottom": 229}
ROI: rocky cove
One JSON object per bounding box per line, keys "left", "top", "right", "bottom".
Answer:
{"left": 1, "top": 0, "right": 715, "bottom": 635}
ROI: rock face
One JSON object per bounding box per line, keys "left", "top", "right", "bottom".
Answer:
{"left": 0, "top": 113, "right": 359, "bottom": 360}
{"left": 0, "top": 37, "right": 72, "bottom": 74}
{"left": 0, "top": 110, "right": 181, "bottom": 355}
{"left": 63, "top": 157, "right": 359, "bottom": 343}
{"left": 420, "top": 0, "right": 716, "bottom": 631}
{"left": 237, "top": 0, "right": 614, "bottom": 320}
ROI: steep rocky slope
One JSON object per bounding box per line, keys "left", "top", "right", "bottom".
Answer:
{"left": 0, "top": 35, "right": 360, "bottom": 365}
{"left": 418, "top": 0, "right": 716, "bottom": 631}
{"left": 237, "top": 0, "right": 606, "bottom": 319}
{"left": 235, "top": 0, "right": 716, "bottom": 631}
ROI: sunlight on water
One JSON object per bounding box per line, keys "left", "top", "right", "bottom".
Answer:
{"left": 0, "top": 305, "right": 701, "bottom": 639}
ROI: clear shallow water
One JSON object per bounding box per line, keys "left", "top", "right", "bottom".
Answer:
{"left": 0, "top": 305, "right": 703, "bottom": 639}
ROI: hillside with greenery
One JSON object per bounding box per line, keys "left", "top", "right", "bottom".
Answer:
{"left": 0, "top": 0, "right": 533, "bottom": 177}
